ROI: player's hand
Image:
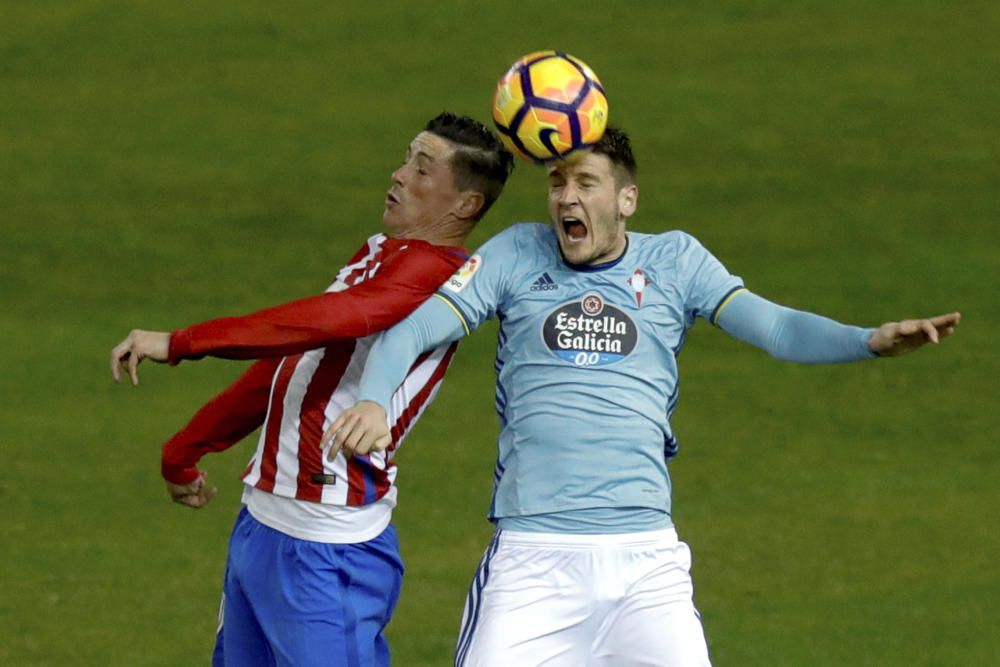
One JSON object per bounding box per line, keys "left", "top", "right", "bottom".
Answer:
{"left": 867, "top": 312, "right": 961, "bottom": 357}
{"left": 111, "top": 330, "right": 171, "bottom": 385}
{"left": 320, "top": 401, "right": 392, "bottom": 462}
{"left": 165, "top": 471, "right": 218, "bottom": 509}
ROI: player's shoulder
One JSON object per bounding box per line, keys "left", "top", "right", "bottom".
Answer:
{"left": 382, "top": 235, "right": 467, "bottom": 264}
{"left": 628, "top": 228, "right": 704, "bottom": 262}
{"left": 480, "top": 222, "right": 557, "bottom": 255}
{"left": 365, "top": 235, "right": 472, "bottom": 290}
{"left": 492, "top": 221, "right": 554, "bottom": 244}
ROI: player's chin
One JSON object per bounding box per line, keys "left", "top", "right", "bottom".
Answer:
{"left": 558, "top": 240, "right": 592, "bottom": 265}
{"left": 382, "top": 210, "right": 404, "bottom": 233}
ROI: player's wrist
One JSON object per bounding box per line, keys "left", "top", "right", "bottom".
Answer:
{"left": 161, "top": 462, "right": 200, "bottom": 485}
{"left": 356, "top": 396, "right": 389, "bottom": 413}
{"left": 862, "top": 327, "right": 881, "bottom": 358}
{"left": 167, "top": 329, "right": 187, "bottom": 365}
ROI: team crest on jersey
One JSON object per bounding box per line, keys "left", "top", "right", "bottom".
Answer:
{"left": 626, "top": 268, "right": 653, "bottom": 306}
{"left": 442, "top": 254, "right": 482, "bottom": 293}
{"left": 542, "top": 292, "right": 638, "bottom": 367}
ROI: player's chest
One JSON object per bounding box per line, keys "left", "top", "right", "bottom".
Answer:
{"left": 500, "top": 265, "right": 686, "bottom": 368}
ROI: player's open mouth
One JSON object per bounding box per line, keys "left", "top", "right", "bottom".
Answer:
{"left": 562, "top": 217, "right": 587, "bottom": 241}
{"left": 386, "top": 191, "right": 400, "bottom": 207}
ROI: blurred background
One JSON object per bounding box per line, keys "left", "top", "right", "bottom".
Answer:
{"left": 1, "top": 1, "right": 997, "bottom": 665}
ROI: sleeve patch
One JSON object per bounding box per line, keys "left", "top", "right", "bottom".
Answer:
{"left": 441, "top": 253, "right": 482, "bottom": 294}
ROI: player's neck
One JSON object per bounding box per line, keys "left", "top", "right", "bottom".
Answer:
{"left": 395, "top": 217, "right": 473, "bottom": 249}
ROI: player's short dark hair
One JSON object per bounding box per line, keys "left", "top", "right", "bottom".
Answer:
{"left": 426, "top": 111, "right": 515, "bottom": 221}
{"left": 591, "top": 126, "right": 637, "bottom": 187}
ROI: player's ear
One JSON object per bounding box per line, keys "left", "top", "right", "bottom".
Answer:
{"left": 618, "top": 184, "right": 638, "bottom": 218}
{"left": 455, "top": 191, "right": 486, "bottom": 221}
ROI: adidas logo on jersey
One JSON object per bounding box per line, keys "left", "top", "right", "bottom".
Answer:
{"left": 530, "top": 272, "right": 559, "bottom": 291}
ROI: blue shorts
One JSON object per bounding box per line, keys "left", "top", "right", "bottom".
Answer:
{"left": 212, "top": 507, "right": 404, "bottom": 667}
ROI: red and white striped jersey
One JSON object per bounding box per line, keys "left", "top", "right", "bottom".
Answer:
{"left": 240, "top": 245, "right": 458, "bottom": 505}
{"left": 161, "top": 233, "right": 467, "bottom": 514}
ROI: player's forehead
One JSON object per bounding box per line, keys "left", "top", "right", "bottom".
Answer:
{"left": 546, "top": 152, "right": 614, "bottom": 182}
{"left": 406, "top": 131, "right": 457, "bottom": 165}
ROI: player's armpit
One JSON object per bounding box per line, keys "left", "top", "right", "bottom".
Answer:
{"left": 161, "top": 358, "right": 277, "bottom": 479}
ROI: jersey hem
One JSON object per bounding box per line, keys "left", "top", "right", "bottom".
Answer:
{"left": 244, "top": 485, "right": 395, "bottom": 544}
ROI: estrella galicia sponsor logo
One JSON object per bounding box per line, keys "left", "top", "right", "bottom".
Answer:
{"left": 530, "top": 272, "right": 558, "bottom": 292}
{"left": 542, "top": 292, "right": 638, "bottom": 367}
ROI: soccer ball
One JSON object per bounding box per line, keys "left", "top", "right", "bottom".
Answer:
{"left": 492, "top": 51, "right": 608, "bottom": 164}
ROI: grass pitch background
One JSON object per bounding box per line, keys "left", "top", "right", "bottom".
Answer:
{"left": 2, "top": 1, "right": 998, "bottom": 665}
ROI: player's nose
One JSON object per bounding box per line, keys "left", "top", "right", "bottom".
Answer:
{"left": 390, "top": 165, "right": 406, "bottom": 187}
{"left": 558, "top": 182, "right": 579, "bottom": 205}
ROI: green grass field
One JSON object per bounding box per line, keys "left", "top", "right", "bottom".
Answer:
{"left": 2, "top": 1, "right": 998, "bottom": 665}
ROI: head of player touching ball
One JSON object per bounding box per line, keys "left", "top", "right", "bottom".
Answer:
{"left": 545, "top": 126, "right": 638, "bottom": 267}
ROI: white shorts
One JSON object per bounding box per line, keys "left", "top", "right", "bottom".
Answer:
{"left": 455, "top": 528, "right": 712, "bottom": 667}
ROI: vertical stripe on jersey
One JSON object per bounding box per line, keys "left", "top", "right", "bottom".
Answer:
{"left": 344, "top": 343, "right": 457, "bottom": 505}
{"left": 240, "top": 233, "right": 465, "bottom": 508}
{"left": 388, "top": 344, "right": 456, "bottom": 445}
{"left": 255, "top": 354, "right": 302, "bottom": 493}
{"left": 294, "top": 340, "right": 357, "bottom": 502}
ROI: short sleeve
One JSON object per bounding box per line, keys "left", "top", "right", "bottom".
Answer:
{"left": 433, "top": 226, "right": 521, "bottom": 334}
{"left": 676, "top": 232, "right": 744, "bottom": 324}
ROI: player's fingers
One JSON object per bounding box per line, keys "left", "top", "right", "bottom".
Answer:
{"left": 321, "top": 414, "right": 348, "bottom": 450}
{"left": 325, "top": 416, "right": 356, "bottom": 462}
{"left": 110, "top": 340, "right": 130, "bottom": 383}
{"left": 351, "top": 438, "right": 372, "bottom": 457}
{"left": 373, "top": 433, "right": 393, "bottom": 453}
{"left": 172, "top": 490, "right": 196, "bottom": 507}
{"left": 896, "top": 319, "right": 920, "bottom": 338}
{"left": 340, "top": 422, "right": 371, "bottom": 457}
{"left": 177, "top": 494, "right": 204, "bottom": 509}
{"left": 326, "top": 437, "right": 346, "bottom": 462}
{"left": 921, "top": 319, "right": 939, "bottom": 344}
{"left": 194, "top": 486, "right": 218, "bottom": 508}
{"left": 111, "top": 351, "right": 122, "bottom": 383}
{"left": 128, "top": 348, "right": 141, "bottom": 386}
{"left": 929, "top": 312, "right": 961, "bottom": 327}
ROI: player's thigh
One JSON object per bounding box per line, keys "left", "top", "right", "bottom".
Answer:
{"left": 593, "top": 540, "right": 711, "bottom": 667}
{"left": 456, "top": 537, "right": 595, "bottom": 667}
{"left": 593, "top": 597, "right": 711, "bottom": 667}
{"left": 262, "top": 525, "right": 404, "bottom": 667}
{"left": 215, "top": 516, "right": 277, "bottom": 667}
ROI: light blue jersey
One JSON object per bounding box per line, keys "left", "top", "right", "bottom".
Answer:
{"left": 359, "top": 223, "right": 875, "bottom": 534}
{"left": 433, "top": 223, "right": 742, "bottom": 531}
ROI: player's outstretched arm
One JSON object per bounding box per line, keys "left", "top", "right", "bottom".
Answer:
{"left": 866, "top": 312, "right": 961, "bottom": 357}
{"left": 716, "top": 291, "right": 961, "bottom": 363}
{"left": 111, "top": 329, "right": 171, "bottom": 385}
